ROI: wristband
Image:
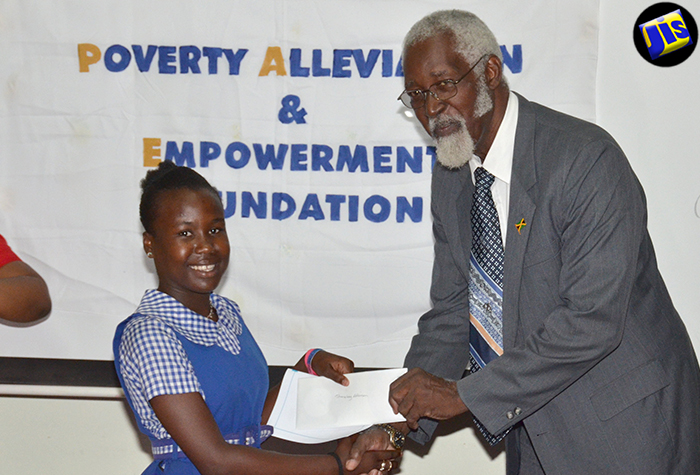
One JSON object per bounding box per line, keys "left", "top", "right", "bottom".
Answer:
{"left": 304, "top": 348, "right": 322, "bottom": 376}
{"left": 328, "top": 452, "right": 343, "bottom": 475}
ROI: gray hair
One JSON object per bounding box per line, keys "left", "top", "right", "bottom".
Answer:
{"left": 403, "top": 10, "right": 502, "bottom": 75}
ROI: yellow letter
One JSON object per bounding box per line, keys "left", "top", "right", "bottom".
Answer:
{"left": 77, "top": 43, "right": 102, "bottom": 73}
{"left": 258, "top": 46, "right": 287, "bottom": 76}
{"left": 143, "top": 138, "right": 161, "bottom": 167}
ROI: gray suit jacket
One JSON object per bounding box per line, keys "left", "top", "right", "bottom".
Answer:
{"left": 404, "top": 94, "right": 700, "bottom": 474}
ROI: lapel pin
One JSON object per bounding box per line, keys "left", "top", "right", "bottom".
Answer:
{"left": 515, "top": 218, "right": 527, "bottom": 234}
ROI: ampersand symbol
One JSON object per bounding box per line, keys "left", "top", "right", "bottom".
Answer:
{"left": 278, "top": 95, "right": 307, "bottom": 124}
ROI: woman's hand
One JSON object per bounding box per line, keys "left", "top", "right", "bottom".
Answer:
{"left": 335, "top": 434, "right": 401, "bottom": 475}
{"left": 294, "top": 350, "right": 355, "bottom": 386}
{"left": 266, "top": 351, "right": 354, "bottom": 424}
{"left": 312, "top": 350, "right": 354, "bottom": 386}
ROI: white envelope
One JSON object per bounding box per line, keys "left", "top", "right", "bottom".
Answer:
{"left": 267, "top": 368, "right": 406, "bottom": 444}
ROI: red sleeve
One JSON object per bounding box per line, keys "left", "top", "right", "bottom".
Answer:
{"left": 0, "top": 234, "right": 21, "bottom": 267}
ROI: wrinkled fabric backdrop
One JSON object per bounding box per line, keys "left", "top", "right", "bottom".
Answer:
{"left": 2, "top": 0, "right": 619, "bottom": 368}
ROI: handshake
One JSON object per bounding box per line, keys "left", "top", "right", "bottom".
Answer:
{"left": 270, "top": 357, "right": 469, "bottom": 474}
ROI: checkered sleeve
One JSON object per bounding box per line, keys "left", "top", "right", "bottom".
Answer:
{"left": 118, "top": 315, "right": 203, "bottom": 436}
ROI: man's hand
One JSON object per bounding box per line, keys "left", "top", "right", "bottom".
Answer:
{"left": 389, "top": 368, "right": 468, "bottom": 430}
{"left": 344, "top": 427, "right": 397, "bottom": 475}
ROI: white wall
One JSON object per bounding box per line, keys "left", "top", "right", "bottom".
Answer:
{"left": 1, "top": 1, "right": 698, "bottom": 474}
{"left": 596, "top": 0, "right": 700, "bottom": 337}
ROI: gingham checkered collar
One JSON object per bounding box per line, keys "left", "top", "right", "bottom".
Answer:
{"left": 136, "top": 289, "right": 243, "bottom": 355}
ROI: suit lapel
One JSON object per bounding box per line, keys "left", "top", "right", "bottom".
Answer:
{"left": 441, "top": 166, "right": 473, "bottom": 281}
{"left": 455, "top": 169, "right": 473, "bottom": 278}
{"left": 503, "top": 94, "right": 537, "bottom": 350}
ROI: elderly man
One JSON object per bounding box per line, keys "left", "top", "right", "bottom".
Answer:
{"left": 347, "top": 9, "right": 700, "bottom": 475}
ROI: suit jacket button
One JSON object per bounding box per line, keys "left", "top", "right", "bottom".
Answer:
{"left": 514, "top": 407, "right": 522, "bottom": 415}
{"left": 507, "top": 411, "right": 514, "bottom": 420}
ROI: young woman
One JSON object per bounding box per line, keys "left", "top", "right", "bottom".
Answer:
{"left": 114, "top": 161, "right": 397, "bottom": 475}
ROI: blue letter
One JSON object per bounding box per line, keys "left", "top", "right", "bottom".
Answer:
{"left": 253, "top": 143, "right": 288, "bottom": 170}
{"left": 373, "top": 146, "right": 392, "bottom": 173}
{"left": 165, "top": 141, "right": 195, "bottom": 168}
{"left": 326, "top": 195, "right": 346, "bottom": 221}
{"left": 397, "top": 197, "right": 422, "bottom": 223}
{"left": 290, "top": 144, "right": 308, "bottom": 171}
{"left": 658, "top": 22, "right": 677, "bottom": 44}
{"left": 349, "top": 195, "right": 359, "bottom": 222}
{"left": 500, "top": 44, "right": 522, "bottom": 74}
{"left": 159, "top": 46, "right": 177, "bottom": 74}
{"left": 382, "top": 50, "right": 393, "bottom": 77}
{"left": 312, "top": 49, "right": 331, "bottom": 77}
{"left": 397, "top": 146, "right": 422, "bottom": 173}
{"left": 364, "top": 195, "right": 390, "bottom": 223}
{"left": 352, "top": 49, "right": 380, "bottom": 78}
{"left": 221, "top": 191, "right": 236, "bottom": 218}
{"left": 642, "top": 24, "right": 665, "bottom": 59}
{"left": 104, "top": 44, "right": 131, "bottom": 72}
{"left": 241, "top": 191, "right": 267, "bottom": 219}
{"left": 299, "top": 194, "right": 325, "bottom": 220}
{"left": 333, "top": 49, "right": 352, "bottom": 78}
{"left": 203, "top": 47, "right": 223, "bottom": 74}
{"left": 395, "top": 57, "right": 403, "bottom": 77}
{"left": 180, "top": 46, "right": 201, "bottom": 74}
{"left": 312, "top": 144, "right": 334, "bottom": 171}
{"left": 200, "top": 141, "right": 220, "bottom": 167}
{"left": 223, "top": 49, "right": 248, "bottom": 75}
{"left": 672, "top": 20, "right": 689, "bottom": 38}
{"left": 337, "top": 145, "right": 369, "bottom": 172}
{"left": 290, "top": 48, "right": 310, "bottom": 77}
{"left": 132, "top": 45, "right": 157, "bottom": 72}
{"left": 225, "top": 142, "right": 251, "bottom": 169}
{"left": 272, "top": 193, "right": 296, "bottom": 220}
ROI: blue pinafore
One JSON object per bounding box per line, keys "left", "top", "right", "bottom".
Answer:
{"left": 114, "top": 310, "right": 271, "bottom": 475}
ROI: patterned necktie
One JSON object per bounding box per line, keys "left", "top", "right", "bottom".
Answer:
{"left": 468, "top": 167, "right": 508, "bottom": 445}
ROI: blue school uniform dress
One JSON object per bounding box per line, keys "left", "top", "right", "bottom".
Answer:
{"left": 114, "top": 290, "right": 271, "bottom": 474}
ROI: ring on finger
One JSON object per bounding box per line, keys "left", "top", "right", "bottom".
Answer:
{"left": 378, "top": 460, "right": 393, "bottom": 472}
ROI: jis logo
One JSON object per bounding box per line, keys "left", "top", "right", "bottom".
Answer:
{"left": 639, "top": 9, "right": 693, "bottom": 60}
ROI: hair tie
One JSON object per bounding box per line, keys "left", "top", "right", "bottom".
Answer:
{"left": 328, "top": 452, "right": 343, "bottom": 475}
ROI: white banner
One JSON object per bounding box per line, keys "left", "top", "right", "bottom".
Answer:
{"left": 0, "top": 0, "right": 599, "bottom": 366}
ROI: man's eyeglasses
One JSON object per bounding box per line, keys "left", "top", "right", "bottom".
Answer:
{"left": 398, "top": 55, "right": 488, "bottom": 110}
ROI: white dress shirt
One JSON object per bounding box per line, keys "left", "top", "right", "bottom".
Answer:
{"left": 468, "top": 91, "right": 519, "bottom": 247}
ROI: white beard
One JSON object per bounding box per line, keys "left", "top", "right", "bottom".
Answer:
{"left": 431, "top": 115, "right": 473, "bottom": 169}
{"left": 431, "top": 79, "right": 493, "bottom": 169}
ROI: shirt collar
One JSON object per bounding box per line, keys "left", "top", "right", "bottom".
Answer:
{"left": 469, "top": 90, "right": 519, "bottom": 183}
{"left": 137, "top": 289, "right": 243, "bottom": 355}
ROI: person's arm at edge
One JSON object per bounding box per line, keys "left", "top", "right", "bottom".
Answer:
{"left": 151, "top": 392, "right": 397, "bottom": 475}
{"left": 0, "top": 260, "right": 51, "bottom": 323}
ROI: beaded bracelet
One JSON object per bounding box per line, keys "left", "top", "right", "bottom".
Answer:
{"left": 304, "top": 348, "right": 322, "bottom": 376}
{"left": 328, "top": 452, "right": 343, "bottom": 475}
